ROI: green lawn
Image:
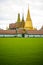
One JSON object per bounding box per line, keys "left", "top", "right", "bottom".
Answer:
{"left": 0, "top": 38, "right": 43, "bottom": 65}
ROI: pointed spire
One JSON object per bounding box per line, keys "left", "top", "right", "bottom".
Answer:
{"left": 21, "top": 13, "right": 25, "bottom": 28}
{"left": 24, "top": 6, "right": 33, "bottom": 30}
{"left": 17, "top": 13, "right": 20, "bottom": 22}
{"left": 22, "top": 13, "right": 24, "bottom": 21}
{"left": 26, "top": 6, "right": 31, "bottom": 21}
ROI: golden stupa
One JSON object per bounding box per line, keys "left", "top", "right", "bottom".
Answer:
{"left": 24, "top": 7, "right": 33, "bottom": 30}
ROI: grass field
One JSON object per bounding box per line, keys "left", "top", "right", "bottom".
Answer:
{"left": 0, "top": 38, "right": 43, "bottom": 65}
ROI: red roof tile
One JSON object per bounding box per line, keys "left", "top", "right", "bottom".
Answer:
{"left": 0, "top": 30, "right": 16, "bottom": 34}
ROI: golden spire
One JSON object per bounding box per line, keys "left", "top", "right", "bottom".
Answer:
{"left": 26, "top": 7, "right": 31, "bottom": 21}
{"left": 17, "top": 13, "right": 20, "bottom": 22}
{"left": 24, "top": 7, "right": 33, "bottom": 30}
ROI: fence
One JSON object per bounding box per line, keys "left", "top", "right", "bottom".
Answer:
{"left": 0, "top": 34, "right": 43, "bottom": 38}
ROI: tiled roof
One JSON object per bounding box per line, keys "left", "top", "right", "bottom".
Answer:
{"left": 0, "top": 29, "right": 43, "bottom": 34}
{"left": 0, "top": 30, "right": 16, "bottom": 34}
{"left": 9, "top": 22, "right": 22, "bottom": 29}
{"left": 26, "top": 30, "right": 43, "bottom": 34}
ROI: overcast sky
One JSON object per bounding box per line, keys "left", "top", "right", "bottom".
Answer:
{"left": 0, "top": 0, "right": 43, "bottom": 30}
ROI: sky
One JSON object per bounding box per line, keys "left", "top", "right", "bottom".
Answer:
{"left": 0, "top": 0, "right": 43, "bottom": 30}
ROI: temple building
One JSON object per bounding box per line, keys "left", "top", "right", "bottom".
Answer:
{"left": 9, "top": 7, "right": 35, "bottom": 30}
{"left": 0, "top": 6, "right": 43, "bottom": 38}
{"left": 9, "top": 13, "right": 25, "bottom": 29}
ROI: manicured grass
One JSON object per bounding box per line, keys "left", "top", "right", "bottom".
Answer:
{"left": 0, "top": 38, "right": 43, "bottom": 65}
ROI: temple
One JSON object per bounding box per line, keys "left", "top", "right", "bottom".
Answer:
{"left": 9, "top": 13, "right": 25, "bottom": 29}
{"left": 9, "top": 7, "right": 34, "bottom": 30}
{"left": 0, "top": 6, "right": 43, "bottom": 37}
